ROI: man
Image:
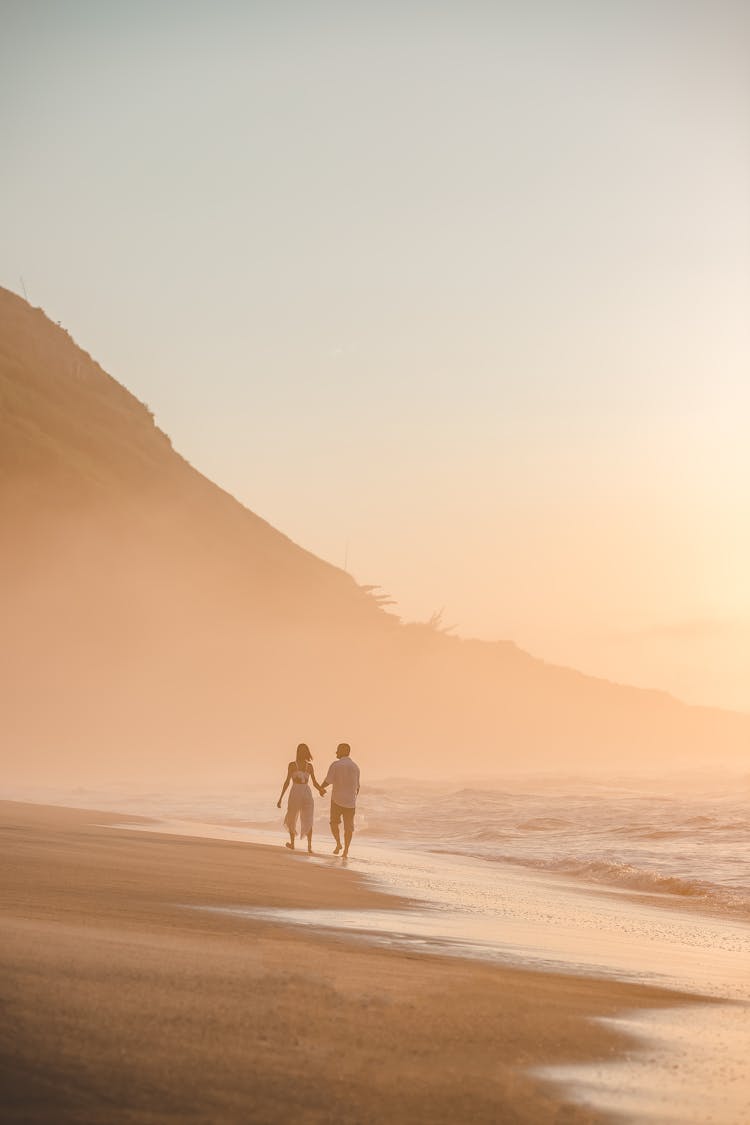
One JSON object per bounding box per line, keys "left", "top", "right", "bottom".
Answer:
{"left": 320, "top": 743, "right": 360, "bottom": 858}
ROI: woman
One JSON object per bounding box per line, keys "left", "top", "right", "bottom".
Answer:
{"left": 276, "top": 743, "right": 325, "bottom": 853}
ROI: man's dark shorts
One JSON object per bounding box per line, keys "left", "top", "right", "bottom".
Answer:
{"left": 330, "top": 802, "right": 355, "bottom": 832}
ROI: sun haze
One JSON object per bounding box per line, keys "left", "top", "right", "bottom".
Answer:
{"left": 1, "top": 0, "right": 748, "bottom": 710}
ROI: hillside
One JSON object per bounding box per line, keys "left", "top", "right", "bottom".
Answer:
{"left": 1, "top": 286, "right": 747, "bottom": 783}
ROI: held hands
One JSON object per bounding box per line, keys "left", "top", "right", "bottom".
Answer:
{"left": 319, "top": 786, "right": 328, "bottom": 797}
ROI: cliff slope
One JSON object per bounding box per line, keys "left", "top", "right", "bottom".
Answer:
{"left": 1, "top": 287, "right": 746, "bottom": 782}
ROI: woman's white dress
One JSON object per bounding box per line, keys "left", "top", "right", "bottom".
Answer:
{"left": 284, "top": 767, "right": 314, "bottom": 836}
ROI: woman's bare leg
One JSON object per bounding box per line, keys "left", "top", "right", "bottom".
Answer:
{"left": 285, "top": 826, "right": 295, "bottom": 849}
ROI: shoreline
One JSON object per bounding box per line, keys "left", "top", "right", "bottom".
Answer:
{"left": 107, "top": 812, "right": 750, "bottom": 1002}
{"left": 7, "top": 771, "right": 747, "bottom": 928}
{"left": 125, "top": 812, "right": 750, "bottom": 927}
{"left": 0, "top": 799, "right": 705, "bottom": 1124}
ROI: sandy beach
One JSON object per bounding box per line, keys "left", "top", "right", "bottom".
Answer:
{"left": 0, "top": 800, "right": 702, "bottom": 1125}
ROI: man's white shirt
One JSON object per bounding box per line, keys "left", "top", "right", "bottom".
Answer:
{"left": 323, "top": 758, "right": 360, "bottom": 808}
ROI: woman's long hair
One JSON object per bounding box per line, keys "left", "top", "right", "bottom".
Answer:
{"left": 295, "top": 743, "right": 312, "bottom": 767}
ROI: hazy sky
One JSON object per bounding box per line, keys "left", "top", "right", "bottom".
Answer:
{"left": 2, "top": 0, "right": 749, "bottom": 710}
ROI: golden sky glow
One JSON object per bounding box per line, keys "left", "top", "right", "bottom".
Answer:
{"left": 2, "top": 1, "right": 748, "bottom": 710}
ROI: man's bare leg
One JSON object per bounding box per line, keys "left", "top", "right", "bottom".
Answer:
{"left": 342, "top": 823, "right": 353, "bottom": 859}
{"left": 306, "top": 831, "right": 313, "bottom": 854}
{"left": 330, "top": 815, "right": 342, "bottom": 854}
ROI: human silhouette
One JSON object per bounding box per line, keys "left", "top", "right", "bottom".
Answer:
{"left": 320, "top": 743, "right": 360, "bottom": 858}
{"left": 277, "top": 743, "right": 325, "bottom": 854}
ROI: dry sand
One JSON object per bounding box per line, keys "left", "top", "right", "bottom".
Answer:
{"left": 0, "top": 801, "right": 694, "bottom": 1124}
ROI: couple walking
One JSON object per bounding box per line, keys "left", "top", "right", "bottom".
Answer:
{"left": 277, "top": 742, "right": 360, "bottom": 858}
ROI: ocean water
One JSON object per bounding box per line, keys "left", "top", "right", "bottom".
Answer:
{"left": 13, "top": 770, "right": 749, "bottom": 921}
{"left": 356, "top": 774, "right": 750, "bottom": 919}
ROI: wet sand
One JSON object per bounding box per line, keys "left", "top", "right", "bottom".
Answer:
{"left": 1, "top": 801, "right": 696, "bottom": 1124}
